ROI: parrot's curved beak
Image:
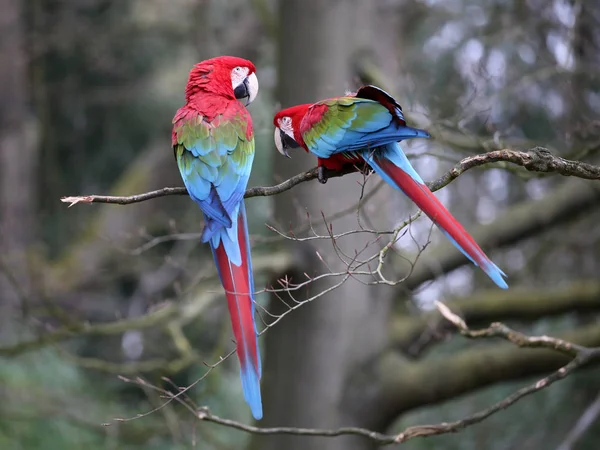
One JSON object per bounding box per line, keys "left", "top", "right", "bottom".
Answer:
{"left": 234, "top": 73, "right": 259, "bottom": 106}
{"left": 274, "top": 128, "right": 300, "bottom": 158}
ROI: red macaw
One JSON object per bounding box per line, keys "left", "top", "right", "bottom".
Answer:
{"left": 273, "top": 85, "right": 507, "bottom": 289}
{"left": 172, "top": 56, "right": 262, "bottom": 419}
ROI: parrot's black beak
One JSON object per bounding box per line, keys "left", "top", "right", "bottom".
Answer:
{"left": 234, "top": 78, "right": 250, "bottom": 103}
{"left": 274, "top": 128, "right": 300, "bottom": 158}
{"left": 234, "top": 73, "right": 259, "bottom": 106}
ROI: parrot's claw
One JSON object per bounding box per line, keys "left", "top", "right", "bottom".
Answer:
{"left": 318, "top": 166, "right": 329, "bottom": 184}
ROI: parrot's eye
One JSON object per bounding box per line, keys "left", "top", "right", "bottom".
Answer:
{"left": 281, "top": 117, "right": 291, "bottom": 126}
{"left": 233, "top": 66, "right": 244, "bottom": 73}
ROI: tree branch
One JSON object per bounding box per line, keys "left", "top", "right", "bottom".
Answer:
{"left": 110, "top": 307, "right": 600, "bottom": 446}
{"left": 428, "top": 147, "right": 600, "bottom": 191}
{"left": 391, "top": 280, "right": 600, "bottom": 357}
{"left": 375, "top": 315, "right": 600, "bottom": 432}
{"left": 60, "top": 148, "right": 600, "bottom": 207}
{"left": 60, "top": 165, "right": 359, "bottom": 206}
{"left": 391, "top": 351, "right": 588, "bottom": 444}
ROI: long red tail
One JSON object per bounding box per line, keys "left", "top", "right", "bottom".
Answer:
{"left": 210, "top": 203, "right": 262, "bottom": 419}
{"left": 362, "top": 144, "right": 507, "bottom": 289}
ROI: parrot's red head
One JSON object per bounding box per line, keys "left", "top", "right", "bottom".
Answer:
{"left": 185, "top": 56, "right": 259, "bottom": 106}
{"left": 273, "top": 104, "right": 311, "bottom": 158}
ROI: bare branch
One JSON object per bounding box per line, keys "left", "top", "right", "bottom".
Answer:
{"left": 109, "top": 306, "right": 600, "bottom": 446}
{"left": 392, "top": 281, "right": 600, "bottom": 357}
{"left": 434, "top": 301, "right": 588, "bottom": 357}
{"left": 61, "top": 187, "right": 187, "bottom": 207}
{"left": 60, "top": 148, "right": 600, "bottom": 207}
{"left": 390, "top": 304, "right": 600, "bottom": 443}
{"left": 198, "top": 411, "right": 394, "bottom": 443}
{"left": 428, "top": 147, "right": 600, "bottom": 191}
{"left": 202, "top": 340, "right": 587, "bottom": 446}
{"left": 392, "top": 352, "right": 588, "bottom": 444}
{"left": 60, "top": 165, "right": 360, "bottom": 206}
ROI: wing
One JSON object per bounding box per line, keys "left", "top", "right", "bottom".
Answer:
{"left": 299, "top": 96, "right": 397, "bottom": 159}
{"left": 355, "top": 85, "right": 407, "bottom": 125}
{"left": 173, "top": 104, "right": 254, "bottom": 236}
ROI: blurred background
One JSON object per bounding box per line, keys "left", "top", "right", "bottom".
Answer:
{"left": 1, "top": 0, "right": 600, "bottom": 449}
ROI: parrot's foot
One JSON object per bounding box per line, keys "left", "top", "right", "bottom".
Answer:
{"left": 318, "top": 166, "right": 330, "bottom": 184}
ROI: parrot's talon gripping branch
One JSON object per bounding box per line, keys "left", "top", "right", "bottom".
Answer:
{"left": 317, "top": 166, "right": 329, "bottom": 184}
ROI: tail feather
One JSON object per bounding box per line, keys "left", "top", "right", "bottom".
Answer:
{"left": 361, "top": 143, "right": 508, "bottom": 289}
{"left": 211, "top": 202, "right": 262, "bottom": 419}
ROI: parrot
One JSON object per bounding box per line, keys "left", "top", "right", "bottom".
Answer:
{"left": 273, "top": 85, "right": 508, "bottom": 289}
{"left": 172, "top": 56, "right": 263, "bottom": 419}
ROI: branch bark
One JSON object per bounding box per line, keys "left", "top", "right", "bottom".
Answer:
{"left": 374, "top": 322, "right": 600, "bottom": 432}
{"left": 60, "top": 147, "right": 600, "bottom": 207}
{"left": 391, "top": 280, "right": 600, "bottom": 357}
{"left": 111, "top": 314, "right": 600, "bottom": 447}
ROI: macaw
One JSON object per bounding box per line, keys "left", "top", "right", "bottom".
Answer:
{"left": 172, "top": 56, "right": 262, "bottom": 419}
{"left": 273, "top": 85, "right": 507, "bottom": 289}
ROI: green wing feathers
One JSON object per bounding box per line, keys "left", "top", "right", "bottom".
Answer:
{"left": 173, "top": 107, "right": 255, "bottom": 228}
{"left": 301, "top": 98, "right": 392, "bottom": 158}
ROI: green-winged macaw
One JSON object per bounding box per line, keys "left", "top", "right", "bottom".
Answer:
{"left": 273, "top": 85, "right": 507, "bottom": 289}
{"left": 172, "top": 56, "right": 262, "bottom": 419}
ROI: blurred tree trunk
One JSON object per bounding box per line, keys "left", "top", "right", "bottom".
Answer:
{"left": 0, "top": 0, "right": 37, "bottom": 309}
{"left": 251, "top": 2, "right": 393, "bottom": 450}
{"left": 46, "top": 0, "right": 215, "bottom": 304}
{"left": 569, "top": 0, "right": 596, "bottom": 146}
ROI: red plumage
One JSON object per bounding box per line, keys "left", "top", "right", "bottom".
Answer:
{"left": 375, "top": 157, "right": 490, "bottom": 265}
{"left": 184, "top": 56, "right": 257, "bottom": 103}
{"left": 212, "top": 213, "right": 261, "bottom": 375}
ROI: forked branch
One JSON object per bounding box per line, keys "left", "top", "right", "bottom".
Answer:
{"left": 108, "top": 302, "right": 600, "bottom": 446}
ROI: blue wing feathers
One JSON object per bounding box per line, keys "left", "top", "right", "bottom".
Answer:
{"left": 307, "top": 99, "right": 430, "bottom": 159}
{"left": 177, "top": 114, "right": 254, "bottom": 244}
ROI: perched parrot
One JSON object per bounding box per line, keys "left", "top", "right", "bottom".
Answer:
{"left": 273, "top": 85, "right": 508, "bottom": 289}
{"left": 172, "top": 56, "right": 262, "bottom": 419}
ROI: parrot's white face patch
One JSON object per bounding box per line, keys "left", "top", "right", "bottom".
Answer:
{"left": 231, "top": 66, "right": 258, "bottom": 105}
{"left": 231, "top": 66, "right": 250, "bottom": 89}
{"left": 277, "top": 116, "right": 294, "bottom": 139}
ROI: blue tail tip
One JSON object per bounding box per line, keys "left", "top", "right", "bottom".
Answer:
{"left": 251, "top": 404, "right": 263, "bottom": 420}
{"left": 240, "top": 366, "right": 263, "bottom": 420}
{"left": 496, "top": 278, "right": 509, "bottom": 289}
{"left": 487, "top": 265, "right": 509, "bottom": 290}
